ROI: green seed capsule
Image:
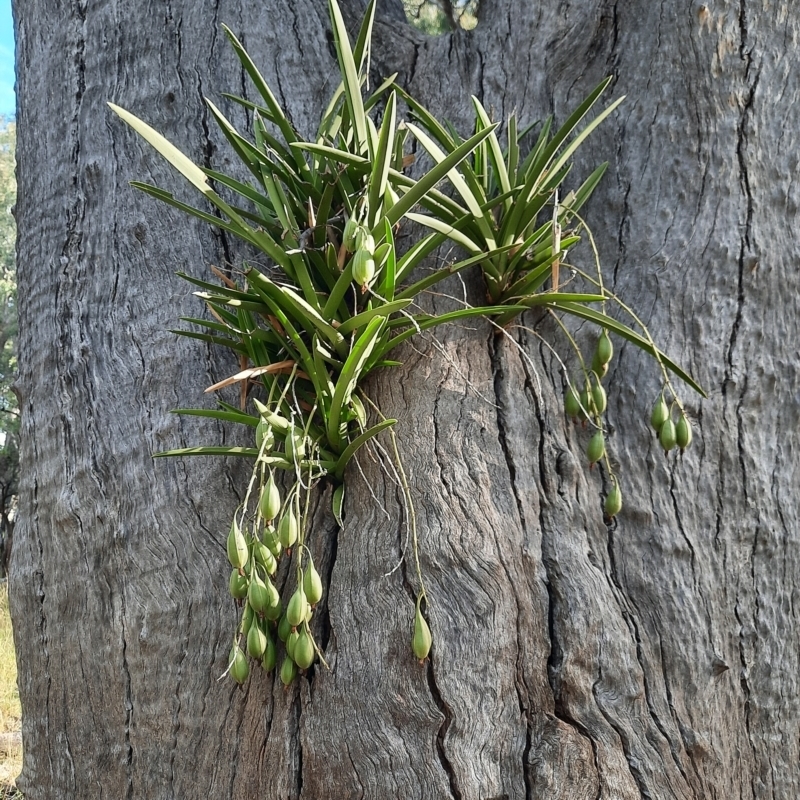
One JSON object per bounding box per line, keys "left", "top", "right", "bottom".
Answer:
{"left": 303, "top": 561, "right": 323, "bottom": 606}
{"left": 279, "top": 510, "right": 298, "bottom": 549}
{"left": 259, "top": 474, "right": 281, "bottom": 523}
{"left": 564, "top": 386, "right": 581, "bottom": 420}
{"left": 355, "top": 228, "right": 375, "bottom": 255}
{"left": 286, "top": 629, "right": 300, "bottom": 660}
{"left": 660, "top": 418, "right": 677, "bottom": 452}
{"left": 278, "top": 613, "right": 292, "bottom": 643}
{"left": 253, "top": 541, "right": 277, "bottom": 576}
{"left": 604, "top": 482, "right": 622, "bottom": 518}
{"left": 595, "top": 329, "right": 613, "bottom": 366}
{"left": 264, "top": 598, "right": 283, "bottom": 622}
{"left": 286, "top": 588, "right": 308, "bottom": 628}
{"left": 240, "top": 602, "right": 254, "bottom": 636}
{"left": 230, "top": 645, "right": 249, "bottom": 685}
{"left": 591, "top": 355, "right": 609, "bottom": 380}
{"left": 352, "top": 247, "right": 376, "bottom": 287}
{"left": 587, "top": 430, "right": 605, "bottom": 465}
{"left": 264, "top": 525, "right": 282, "bottom": 558}
{"left": 247, "top": 619, "right": 268, "bottom": 659}
{"left": 280, "top": 655, "right": 297, "bottom": 687}
{"left": 294, "top": 628, "right": 315, "bottom": 670}
{"left": 412, "top": 597, "right": 432, "bottom": 661}
{"left": 261, "top": 635, "right": 277, "bottom": 673}
{"left": 580, "top": 388, "right": 595, "bottom": 418}
{"left": 229, "top": 569, "right": 248, "bottom": 600}
{"left": 247, "top": 572, "right": 270, "bottom": 615}
{"left": 226, "top": 518, "right": 248, "bottom": 570}
{"left": 676, "top": 413, "right": 692, "bottom": 450}
{"left": 342, "top": 217, "right": 359, "bottom": 251}
{"left": 255, "top": 419, "right": 274, "bottom": 452}
{"left": 650, "top": 394, "right": 669, "bottom": 433}
{"left": 591, "top": 382, "right": 607, "bottom": 415}
{"left": 284, "top": 429, "right": 306, "bottom": 463}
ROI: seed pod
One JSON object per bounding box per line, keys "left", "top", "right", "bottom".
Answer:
{"left": 226, "top": 518, "right": 248, "bottom": 569}
{"left": 355, "top": 228, "right": 375, "bottom": 255}
{"left": 247, "top": 619, "right": 268, "bottom": 659}
{"left": 277, "top": 613, "right": 292, "bottom": 643}
{"left": 342, "top": 217, "right": 359, "bottom": 251}
{"left": 660, "top": 418, "right": 677, "bottom": 452}
{"left": 240, "top": 602, "right": 254, "bottom": 636}
{"left": 586, "top": 430, "right": 605, "bottom": 465}
{"left": 564, "top": 385, "right": 581, "bottom": 421}
{"left": 591, "top": 355, "right": 609, "bottom": 380}
{"left": 279, "top": 509, "right": 299, "bottom": 549}
{"left": 229, "top": 645, "right": 249, "bottom": 685}
{"left": 580, "top": 387, "right": 595, "bottom": 418}
{"left": 676, "top": 413, "right": 692, "bottom": 451}
{"left": 280, "top": 655, "right": 297, "bottom": 687}
{"left": 412, "top": 596, "right": 432, "bottom": 661}
{"left": 264, "top": 525, "right": 282, "bottom": 558}
{"left": 294, "top": 628, "right": 315, "bottom": 670}
{"left": 352, "top": 247, "right": 376, "bottom": 287}
{"left": 303, "top": 560, "right": 323, "bottom": 606}
{"left": 265, "top": 577, "right": 280, "bottom": 609}
{"left": 286, "top": 629, "right": 300, "bottom": 660}
{"left": 284, "top": 429, "right": 307, "bottom": 463}
{"left": 229, "top": 569, "right": 248, "bottom": 600}
{"left": 650, "top": 394, "right": 669, "bottom": 433}
{"left": 287, "top": 587, "right": 309, "bottom": 628}
{"left": 591, "top": 381, "right": 607, "bottom": 415}
{"left": 247, "top": 571, "right": 270, "bottom": 615}
{"left": 259, "top": 474, "right": 281, "bottom": 523}
{"left": 261, "top": 635, "right": 277, "bottom": 673}
{"left": 604, "top": 482, "right": 622, "bottom": 518}
{"left": 255, "top": 419, "right": 274, "bottom": 452}
{"left": 595, "top": 329, "right": 613, "bottom": 366}
{"left": 253, "top": 541, "right": 277, "bottom": 576}
{"left": 264, "top": 598, "right": 283, "bottom": 622}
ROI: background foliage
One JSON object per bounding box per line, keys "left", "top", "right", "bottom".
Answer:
{"left": 0, "top": 117, "right": 18, "bottom": 578}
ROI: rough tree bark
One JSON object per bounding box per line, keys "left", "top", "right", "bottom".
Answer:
{"left": 10, "top": 0, "right": 799, "bottom": 797}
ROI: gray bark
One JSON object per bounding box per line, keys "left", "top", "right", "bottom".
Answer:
{"left": 9, "top": 0, "right": 799, "bottom": 798}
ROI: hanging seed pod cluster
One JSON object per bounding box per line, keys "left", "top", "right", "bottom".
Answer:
{"left": 224, "top": 405, "right": 329, "bottom": 684}
{"left": 111, "top": 0, "right": 704, "bottom": 685}
{"left": 565, "top": 327, "right": 697, "bottom": 521}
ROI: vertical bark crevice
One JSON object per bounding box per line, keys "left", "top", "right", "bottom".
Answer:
{"left": 488, "top": 331, "right": 534, "bottom": 799}
{"left": 425, "top": 660, "right": 461, "bottom": 800}
{"left": 119, "top": 591, "right": 134, "bottom": 800}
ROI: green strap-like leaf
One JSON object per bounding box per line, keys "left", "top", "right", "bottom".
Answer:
{"left": 471, "top": 97, "right": 512, "bottom": 212}
{"left": 367, "top": 91, "right": 397, "bottom": 228}
{"left": 172, "top": 408, "right": 260, "bottom": 427}
{"left": 554, "top": 302, "right": 706, "bottom": 397}
{"left": 328, "top": 0, "right": 368, "bottom": 155}
{"left": 405, "top": 212, "right": 481, "bottom": 254}
{"left": 404, "top": 123, "right": 496, "bottom": 249}
{"left": 336, "top": 299, "right": 412, "bottom": 336}
{"left": 384, "top": 124, "right": 499, "bottom": 229}
{"left": 221, "top": 25, "right": 309, "bottom": 177}
{"left": 109, "top": 103, "right": 210, "bottom": 194}
{"left": 154, "top": 446, "right": 260, "bottom": 458}
{"left": 334, "top": 419, "right": 397, "bottom": 479}
{"left": 327, "top": 316, "right": 387, "bottom": 451}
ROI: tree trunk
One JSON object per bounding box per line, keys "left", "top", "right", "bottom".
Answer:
{"left": 10, "top": 0, "right": 799, "bottom": 797}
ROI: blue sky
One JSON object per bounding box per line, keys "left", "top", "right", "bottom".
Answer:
{"left": 0, "top": 0, "right": 14, "bottom": 118}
